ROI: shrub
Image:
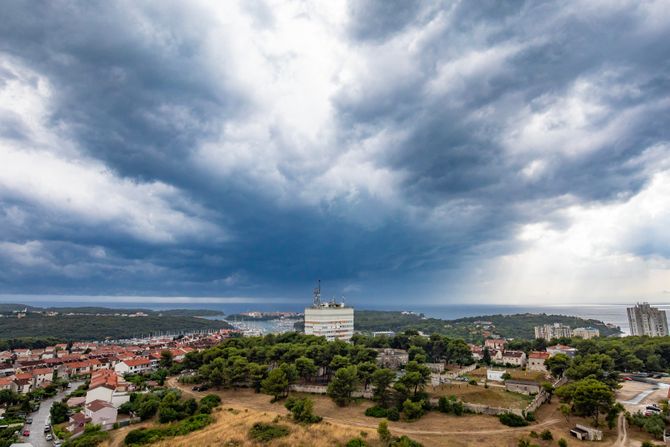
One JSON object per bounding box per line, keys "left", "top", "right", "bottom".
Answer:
{"left": 437, "top": 396, "right": 464, "bottom": 416}
{"left": 540, "top": 429, "right": 553, "bottom": 440}
{"left": 387, "top": 407, "right": 400, "bottom": 421}
{"left": 524, "top": 411, "right": 536, "bottom": 422}
{"left": 378, "top": 420, "right": 392, "bottom": 446}
{"left": 390, "top": 435, "right": 423, "bottom": 446}
{"left": 346, "top": 438, "right": 369, "bottom": 447}
{"left": 199, "top": 394, "right": 221, "bottom": 414}
{"left": 498, "top": 412, "right": 528, "bottom": 427}
{"left": 557, "top": 439, "right": 567, "bottom": 447}
{"left": 468, "top": 379, "right": 478, "bottom": 386}
{"left": 365, "top": 406, "right": 389, "bottom": 418}
{"left": 248, "top": 423, "right": 290, "bottom": 442}
{"left": 284, "top": 397, "right": 322, "bottom": 424}
{"left": 402, "top": 399, "right": 424, "bottom": 421}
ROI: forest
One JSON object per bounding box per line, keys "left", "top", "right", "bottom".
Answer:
{"left": 0, "top": 314, "right": 231, "bottom": 341}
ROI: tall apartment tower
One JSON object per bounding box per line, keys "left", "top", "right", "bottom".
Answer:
{"left": 304, "top": 281, "right": 354, "bottom": 341}
{"left": 534, "top": 323, "right": 573, "bottom": 340}
{"left": 627, "top": 302, "right": 669, "bottom": 336}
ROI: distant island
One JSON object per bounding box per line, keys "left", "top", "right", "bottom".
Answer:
{"left": 294, "top": 310, "right": 621, "bottom": 341}
{"left": 0, "top": 303, "right": 224, "bottom": 317}
{"left": 0, "top": 304, "right": 231, "bottom": 345}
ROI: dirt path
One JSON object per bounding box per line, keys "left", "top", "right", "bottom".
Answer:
{"left": 613, "top": 413, "right": 628, "bottom": 447}
{"left": 323, "top": 415, "right": 562, "bottom": 436}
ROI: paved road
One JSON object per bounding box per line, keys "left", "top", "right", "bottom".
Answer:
{"left": 23, "top": 382, "right": 83, "bottom": 447}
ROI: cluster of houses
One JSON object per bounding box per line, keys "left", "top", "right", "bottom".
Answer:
{"left": 469, "top": 339, "right": 577, "bottom": 372}
{"left": 0, "top": 330, "right": 239, "bottom": 436}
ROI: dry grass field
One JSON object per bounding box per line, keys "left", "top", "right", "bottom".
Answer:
{"left": 101, "top": 381, "right": 648, "bottom": 447}
{"left": 430, "top": 382, "right": 532, "bottom": 409}
{"left": 468, "top": 367, "right": 548, "bottom": 383}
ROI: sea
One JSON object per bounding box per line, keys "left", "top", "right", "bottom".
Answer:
{"left": 3, "top": 297, "right": 668, "bottom": 335}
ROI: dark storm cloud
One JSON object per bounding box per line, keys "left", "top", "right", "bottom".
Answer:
{"left": 0, "top": 1, "right": 668, "bottom": 303}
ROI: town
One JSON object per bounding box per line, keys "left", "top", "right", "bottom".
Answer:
{"left": 1, "top": 302, "right": 669, "bottom": 446}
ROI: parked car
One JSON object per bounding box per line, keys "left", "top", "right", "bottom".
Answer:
{"left": 192, "top": 384, "right": 209, "bottom": 391}
{"left": 44, "top": 425, "right": 51, "bottom": 433}
{"left": 46, "top": 433, "right": 53, "bottom": 441}
{"left": 26, "top": 417, "right": 33, "bottom": 424}
{"left": 22, "top": 429, "right": 30, "bottom": 436}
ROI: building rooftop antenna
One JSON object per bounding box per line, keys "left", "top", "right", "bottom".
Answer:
{"left": 313, "top": 280, "right": 321, "bottom": 307}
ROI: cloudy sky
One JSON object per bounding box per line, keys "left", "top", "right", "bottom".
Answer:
{"left": 0, "top": 0, "right": 669, "bottom": 307}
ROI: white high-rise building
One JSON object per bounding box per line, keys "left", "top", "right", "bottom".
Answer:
{"left": 304, "top": 282, "right": 354, "bottom": 341}
{"left": 627, "top": 302, "right": 669, "bottom": 337}
{"left": 534, "top": 323, "right": 572, "bottom": 340}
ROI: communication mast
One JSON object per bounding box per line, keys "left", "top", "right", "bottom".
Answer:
{"left": 312, "top": 280, "right": 322, "bottom": 307}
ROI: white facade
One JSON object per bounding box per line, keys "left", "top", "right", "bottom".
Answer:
{"left": 572, "top": 327, "right": 600, "bottom": 339}
{"left": 487, "top": 369, "right": 506, "bottom": 382}
{"left": 304, "top": 305, "right": 354, "bottom": 341}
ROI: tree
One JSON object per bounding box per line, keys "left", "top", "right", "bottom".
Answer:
{"left": 328, "top": 365, "right": 359, "bottom": 406}
{"left": 398, "top": 361, "right": 430, "bottom": 398}
{"left": 378, "top": 420, "right": 392, "bottom": 447}
{"left": 295, "top": 357, "right": 318, "bottom": 383}
{"left": 555, "top": 378, "right": 615, "bottom": 425}
{"left": 371, "top": 368, "right": 395, "bottom": 407}
{"left": 357, "top": 362, "right": 377, "bottom": 390}
{"left": 249, "top": 363, "right": 267, "bottom": 392}
{"left": 545, "top": 353, "right": 570, "bottom": 377}
{"left": 482, "top": 347, "right": 492, "bottom": 365}
{"left": 447, "top": 339, "right": 473, "bottom": 366}
{"left": 159, "top": 350, "right": 174, "bottom": 368}
{"left": 560, "top": 404, "right": 571, "bottom": 422}
{"left": 261, "top": 368, "right": 289, "bottom": 401}
{"left": 541, "top": 382, "right": 555, "bottom": 403}
{"left": 50, "top": 401, "right": 69, "bottom": 424}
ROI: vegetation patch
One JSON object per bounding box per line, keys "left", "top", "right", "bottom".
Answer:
{"left": 124, "top": 414, "right": 213, "bottom": 446}
{"left": 63, "top": 424, "right": 109, "bottom": 447}
{"left": 498, "top": 412, "right": 529, "bottom": 427}
{"left": 248, "top": 422, "right": 291, "bottom": 442}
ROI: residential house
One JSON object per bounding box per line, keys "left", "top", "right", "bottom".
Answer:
{"left": 31, "top": 367, "right": 54, "bottom": 386}
{"left": 114, "top": 357, "right": 152, "bottom": 375}
{"left": 86, "top": 370, "right": 130, "bottom": 408}
{"left": 13, "top": 375, "right": 32, "bottom": 394}
{"left": 496, "top": 350, "right": 527, "bottom": 367}
{"left": 84, "top": 399, "right": 118, "bottom": 426}
{"left": 67, "top": 412, "right": 91, "bottom": 435}
{"left": 0, "top": 376, "right": 16, "bottom": 392}
{"left": 484, "top": 339, "right": 506, "bottom": 350}
{"left": 546, "top": 344, "right": 578, "bottom": 358}
{"left": 527, "top": 351, "right": 550, "bottom": 373}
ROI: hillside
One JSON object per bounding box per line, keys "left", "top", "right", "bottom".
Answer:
{"left": 0, "top": 304, "right": 224, "bottom": 317}
{"left": 344, "top": 310, "right": 621, "bottom": 341}
{"left": 0, "top": 314, "right": 232, "bottom": 341}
